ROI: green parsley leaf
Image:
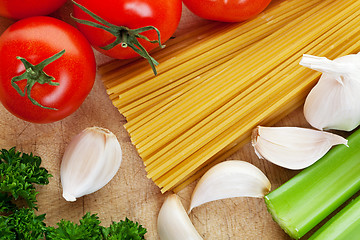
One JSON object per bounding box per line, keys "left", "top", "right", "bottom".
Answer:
{"left": 102, "top": 217, "right": 147, "bottom": 240}
{"left": 0, "top": 147, "right": 52, "bottom": 211}
{"left": 46, "top": 212, "right": 103, "bottom": 240}
{"left": 0, "top": 208, "right": 47, "bottom": 240}
{"left": 0, "top": 192, "right": 17, "bottom": 213}
{"left": 47, "top": 213, "right": 147, "bottom": 240}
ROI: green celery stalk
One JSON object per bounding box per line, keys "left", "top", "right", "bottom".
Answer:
{"left": 264, "top": 128, "right": 360, "bottom": 239}
{"left": 309, "top": 194, "right": 360, "bottom": 240}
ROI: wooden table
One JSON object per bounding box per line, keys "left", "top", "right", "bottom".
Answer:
{"left": 0, "top": 1, "right": 316, "bottom": 239}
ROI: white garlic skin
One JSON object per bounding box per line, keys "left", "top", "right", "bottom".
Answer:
{"left": 188, "top": 160, "right": 271, "bottom": 213}
{"left": 252, "top": 126, "right": 348, "bottom": 170}
{"left": 157, "top": 194, "right": 203, "bottom": 240}
{"left": 303, "top": 53, "right": 360, "bottom": 131}
{"left": 61, "top": 127, "right": 122, "bottom": 202}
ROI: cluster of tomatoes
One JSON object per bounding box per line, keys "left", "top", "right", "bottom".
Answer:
{"left": 0, "top": 0, "right": 270, "bottom": 124}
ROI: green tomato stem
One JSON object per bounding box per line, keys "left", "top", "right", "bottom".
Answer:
{"left": 71, "top": 0, "right": 164, "bottom": 75}
{"left": 11, "top": 49, "right": 65, "bottom": 111}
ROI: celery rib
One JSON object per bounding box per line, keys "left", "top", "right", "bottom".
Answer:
{"left": 309, "top": 194, "right": 360, "bottom": 240}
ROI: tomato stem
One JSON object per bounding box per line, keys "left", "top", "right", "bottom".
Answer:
{"left": 11, "top": 49, "right": 65, "bottom": 111}
{"left": 71, "top": 0, "right": 164, "bottom": 75}
{"left": 121, "top": 31, "right": 128, "bottom": 48}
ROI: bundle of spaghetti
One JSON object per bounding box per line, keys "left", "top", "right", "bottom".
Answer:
{"left": 142, "top": 0, "right": 359, "bottom": 187}
{"left": 99, "top": 0, "right": 360, "bottom": 192}
{"left": 100, "top": 0, "right": 319, "bottom": 110}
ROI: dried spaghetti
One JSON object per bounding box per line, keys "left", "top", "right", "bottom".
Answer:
{"left": 99, "top": 0, "right": 360, "bottom": 193}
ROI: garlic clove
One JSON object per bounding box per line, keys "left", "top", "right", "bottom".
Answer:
{"left": 158, "top": 194, "right": 203, "bottom": 240}
{"left": 61, "top": 126, "right": 122, "bottom": 202}
{"left": 252, "top": 126, "right": 348, "bottom": 170}
{"left": 300, "top": 53, "right": 360, "bottom": 131}
{"left": 188, "top": 160, "right": 271, "bottom": 213}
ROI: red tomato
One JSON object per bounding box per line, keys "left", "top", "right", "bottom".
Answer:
{"left": 0, "top": 0, "right": 67, "bottom": 19}
{"left": 72, "top": 0, "right": 182, "bottom": 60}
{"left": 183, "top": 0, "right": 272, "bottom": 22}
{"left": 0, "top": 16, "right": 96, "bottom": 123}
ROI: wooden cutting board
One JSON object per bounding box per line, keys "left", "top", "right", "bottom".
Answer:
{"left": 0, "top": 1, "right": 317, "bottom": 239}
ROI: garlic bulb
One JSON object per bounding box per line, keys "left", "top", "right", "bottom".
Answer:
{"left": 61, "top": 126, "right": 122, "bottom": 202}
{"left": 300, "top": 53, "right": 360, "bottom": 131}
{"left": 158, "top": 194, "right": 203, "bottom": 240}
{"left": 188, "top": 160, "right": 271, "bottom": 213}
{"left": 252, "top": 126, "right": 348, "bottom": 170}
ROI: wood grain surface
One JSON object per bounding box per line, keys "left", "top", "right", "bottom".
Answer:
{"left": 0, "top": 1, "right": 320, "bottom": 239}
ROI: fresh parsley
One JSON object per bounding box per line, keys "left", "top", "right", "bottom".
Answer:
{"left": 0, "top": 147, "right": 52, "bottom": 211}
